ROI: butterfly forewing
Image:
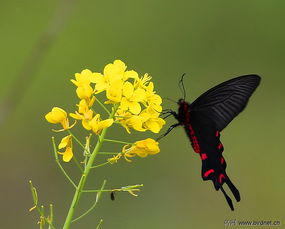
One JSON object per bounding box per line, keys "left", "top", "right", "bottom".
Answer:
{"left": 189, "top": 75, "right": 261, "bottom": 131}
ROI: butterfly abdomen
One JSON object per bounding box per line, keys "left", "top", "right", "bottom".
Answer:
{"left": 178, "top": 101, "right": 202, "bottom": 154}
{"left": 185, "top": 123, "right": 201, "bottom": 154}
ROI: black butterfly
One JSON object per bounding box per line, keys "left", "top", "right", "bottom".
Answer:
{"left": 159, "top": 74, "right": 261, "bottom": 210}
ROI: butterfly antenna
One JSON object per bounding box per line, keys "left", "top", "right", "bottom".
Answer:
{"left": 178, "top": 73, "right": 187, "bottom": 100}
{"left": 220, "top": 185, "right": 234, "bottom": 211}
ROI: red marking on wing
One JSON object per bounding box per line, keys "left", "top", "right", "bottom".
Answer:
{"left": 219, "top": 174, "right": 225, "bottom": 183}
{"left": 216, "top": 131, "right": 219, "bottom": 137}
{"left": 218, "top": 143, "right": 223, "bottom": 149}
{"left": 220, "top": 157, "right": 225, "bottom": 164}
{"left": 201, "top": 153, "right": 207, "bottom": 160}
{"left": 204, "top": 169, "right": 214, "bottom": 178}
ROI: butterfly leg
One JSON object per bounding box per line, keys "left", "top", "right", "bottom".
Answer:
{"left": 161, "top": 113, "right": 176, "bottom": 119}
{"left": 160, "top": 109, "right": 178, "bottom": 119}
{"left": 156, "top": 123, "right": 180, "bottom": 141}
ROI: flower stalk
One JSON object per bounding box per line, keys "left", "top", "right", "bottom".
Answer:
{"left": 62, "top": 105, "right": 117, "bottom": 229}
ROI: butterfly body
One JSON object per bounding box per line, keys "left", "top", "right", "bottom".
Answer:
{"left": 162, "top": 74, "right": 261, "bottom": 210}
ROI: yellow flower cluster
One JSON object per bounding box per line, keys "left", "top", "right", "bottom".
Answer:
{"left": 69, "top": 69, "right": 114, "bottom": 133}
{"left": 92, "top": 60, "right": 165, "bottom": 133}
{"left": 45, "top": 60, "right": 164, "bottom": 162}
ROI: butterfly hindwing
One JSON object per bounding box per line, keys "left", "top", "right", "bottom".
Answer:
{"left": 188, "top": 111, "right": 226, "bottom": 182}
{"left": 186, "top": 111, "right": 241, "bottom": 209}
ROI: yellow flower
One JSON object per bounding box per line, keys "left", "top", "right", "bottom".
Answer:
{"left": 107, "top": 153, "right": 122, "bottom": 164}
{"left": 70, "top": 99, "right": 95, "bottom": 130}
{"left": 145, "top": 82, "right": 162, "bottom": 112}
{"left": 79, "top": 96, "right": 95, "bottom": 112}
{"left": 140, "top": 108, "right": 165, "bottom": 133}
{"left": 104, "top": 60, "right": 127, "bottom": 81}
{"left": 116, "top": 106, "right": 165, "bottom": 133}
{"left": 123, "top": 138, "right": 160, "bottom": 160}
{"left": 45, "top": 107, "right": 73, "bottom": 130}
{"left": 123, "top": 70, "right": 139, "bottom": 81}
{"left": 93, "top": 72, "right": 109, "bottom": 93}
{"left": 144, "top": 116, "right": 165, "bottom": 133}
{"left": 76, "top": 84, "right": 94, "bottom": 100}
{"left": 89, "top": 114, "right": 114, "bottom": 135}
{"left": 124, "top": 115, "right": 146, "bottom": 133}
{"left": 134, "top": 73, "right": 152, "bottom": 89}
{"left": 115, "top": 109, "right": 146, "bottom": 133}
{"left": 94, "top": 60, "right": 126, "bottom": 94}
{"left": 93, "top": 60, "right": 139, "bottom": 94}
{"left": 120, "top": 81, "right": 146, "bottom": 114}
{"left": 71, "top": 69, "right": 96, "bottom": 87}
{"left": 58, "top": 135, "right": 73, "bottom": 162}
{"left": 106, "top": 79, "right": 123, "bottom": 103}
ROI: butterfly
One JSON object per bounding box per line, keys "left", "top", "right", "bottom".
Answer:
{"left": 159, "top": 74, "right": 261, "bottom": 210}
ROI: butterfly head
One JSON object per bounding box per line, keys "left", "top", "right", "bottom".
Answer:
{"left": 176, "top": 99, "right": 191, "bottom": 124}
{"left": 177, "top": 98, "right": 185, "bottom": 105}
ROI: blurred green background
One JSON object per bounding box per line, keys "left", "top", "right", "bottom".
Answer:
{"left": 1, "top": 0, "right": 284, "bottom": 228}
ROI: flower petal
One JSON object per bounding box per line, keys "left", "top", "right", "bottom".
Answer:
{"left": 45, "top": 107, "right": 67, "bottom": 124}
{"left": 76, "top": 85, "right": 93, "bottom": 99}
{"left": 69, "top": 112, "right": 83, "bottom": 120}
{"left": 63, "top": 147, "right": 73, "bottom": 162}
{"left": 132, "top": 88, "right": 146, "bottom": 102}
{"left": 82, "top": 119, "right": 92, "bottom": 130}
{"left": 58, "top": 135, "right": 72, "bottom": 149}
{"left": 129, "top": 102, "right": 141, "bottom": 114}
{"left": 100, "top": 118, "right": 114, "bottom": 129}
{"left": 106, "top": 80, "right": 123, "bottom": 102}
{"left": 124, "top": 70, "right": 139, "bottom": 81}
{"left": 123, "top": 81, "right": 134, "bottom": 98}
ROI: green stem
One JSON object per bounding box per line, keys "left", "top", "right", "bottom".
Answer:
{"left": 67, "top": 131, "right": 84, "bottom": 172}
{"left": 104, "top": 138, "right": 132, "bottom": 145}
{"left": 91, "top": 161, "right": 110, "bottom": 169}
{"left": 72, "top": 155, "right": 83, "bottom": 173}
{"left": 52, "top": 137, "right": 77, "bottom": 188}
{"left": 96, "top": 98, "right": 111, "bottom": 115}
{"left": 96, "top": 219, "right": 104, "bottom": 229}
{"left": 97, "top": 151, "right": 120, "bottom": 155}
{"left": 36, "top": 205, "right": 56, "bottom": 229}
{"left": 62, "top": 105, "right": 117, "bottom": 229}
{"left": 48, "top": 204, "right": 54, "bottom": 228}
{"left": 71, "top": 180, "right": 106, "bottom": 222}
{"left": 68, "top": 130, "right": 85, "bottom": 150}
{"left": 82, "top": 189, "right": 114, "bottom": 193}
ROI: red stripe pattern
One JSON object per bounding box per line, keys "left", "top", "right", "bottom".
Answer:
{"left": 204, "top": 169, "right": 215, "bottom": 178}
{"left": 219, "top": 174, "right": 225, "bottom": 183}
